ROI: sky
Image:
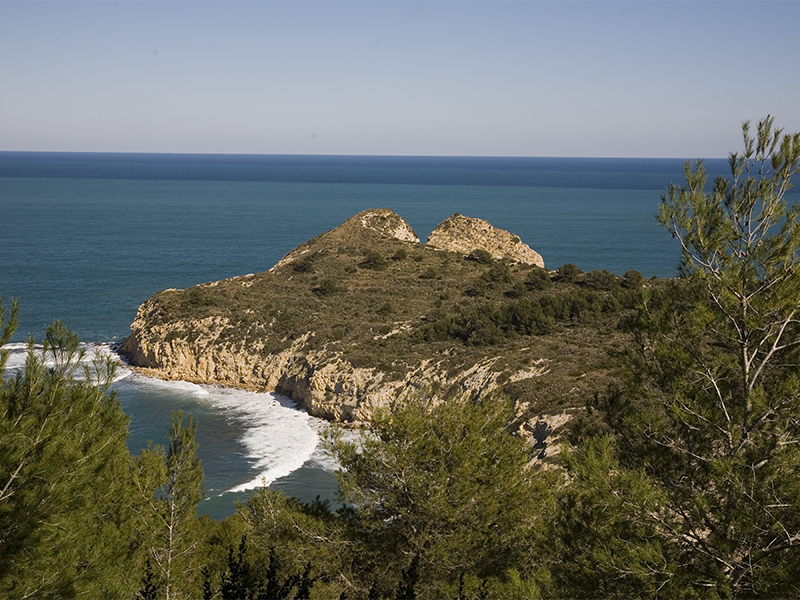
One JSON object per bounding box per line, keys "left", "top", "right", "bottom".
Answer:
{"left": 1, "top": 1, "right": 798, "bottom": 158}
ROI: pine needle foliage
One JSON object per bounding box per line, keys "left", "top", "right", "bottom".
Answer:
{"left": 0, "top": 314, "right": 143, "bottom": 597}
{"left": 326, "top": 395, "right": 553, "bottom": 598}
{"left": 581, "top": 117, "right": 800, "bottom": 597}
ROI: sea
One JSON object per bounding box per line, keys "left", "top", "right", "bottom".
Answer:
{"left": 0, "top": 152, "right": 756, "bottom": 519}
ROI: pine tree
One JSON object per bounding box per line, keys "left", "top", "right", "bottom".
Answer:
{"left": 578, "top": 117, "right": 800, "bottom": 596}
{"left": 394, "top": 555, "right": 418, "bottom": 600}
{"left": 328, "top": 395, "right": 552, "bottom": 597}
{"left": 138, "top": 559, "right": 159, "bottom": 600}
{"left": 220, "top": 535, "right": 252, "bottom": 600}
{"left": 135, "top": 411, "right": 205, "bottom": 600}
{"left": 0, "top": 312, "right": 142, "bottom": 597}
{"left": 547, "top": 435, "right": 679, "bottom": 597}
{"left": 0, "top": 296, "right": 18, "bottom": 374}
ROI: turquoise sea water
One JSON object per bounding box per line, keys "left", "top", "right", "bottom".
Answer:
{"left": 0, "top": 152, "right": 746, "bottom": 518}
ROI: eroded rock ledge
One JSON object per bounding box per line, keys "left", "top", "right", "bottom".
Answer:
{"left": 120, "top": 313, "right": 549, "bottom": 424}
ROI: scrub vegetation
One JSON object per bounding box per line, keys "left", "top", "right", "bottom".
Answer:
{"left": 2, "top": 117, "right": 800, "bottom": 598}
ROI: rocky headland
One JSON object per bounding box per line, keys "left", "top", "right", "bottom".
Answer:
{"left": 120, "top": 209, "right": 637, "bottom": 443}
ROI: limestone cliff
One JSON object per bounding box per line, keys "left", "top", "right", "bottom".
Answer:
{"left": 120, "top": 307, "right": 548, "bottom": 423}
{"left": 427, "top": 213, "right": 544, "bottom": 267}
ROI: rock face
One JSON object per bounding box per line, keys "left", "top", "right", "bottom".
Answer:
{"left": 427, "top": 213, "right": 544, "bottom": 267}
{"left": 119, "top": 312, "right": 544, "bottom": 423}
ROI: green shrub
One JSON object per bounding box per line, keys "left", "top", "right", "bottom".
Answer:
{"left": 466, "top": 249, "right": 493, "bottom": 264}
{"left": 413, "top": 297, "right": 556, "bottom": 346}
{"left": 484, "top": 262, "right": 512, "bottom": 284}
{"left": 602, "top": 294, "right": 621, "bottom": 314}
{"left": 504, "top": 283, "right": 526, "bottom": 298}
{"left": 184, "top": 287, "right": 217, "bottom": 308}
{"left": 291, "top": 258, "right": 315, "bottom": 273}
{"left": 526, "top": 267, "right": 552, "bottom": 290}
{"left": 313, "top": 278, "right": 339, "bottom": 296}
{"left": 359, "top": 251, "right": 387, "bottom": 271}
{"left": 555, "top": 263, "right": 582, "bottom": 283}
{"left": 584, "top": 269, "right": 618, "bottom": 291}
{"left": 420, "top": 267, "right": 438, "bottom": 280}
{"left": 622, "top": 269, "right": 644, "bottom": 289}
{"left": 463, "top": 279, "right": 487, "bottom": 297}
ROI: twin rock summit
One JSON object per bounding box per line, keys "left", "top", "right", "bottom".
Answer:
{"left": 121, "top": 209, "right": 591, "bottom": 443}
{"left": 271, "top": 209, "right": 544, "bottom": 271}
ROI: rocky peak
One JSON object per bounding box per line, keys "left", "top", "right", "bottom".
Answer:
{"left": 337, "top": 208, "right": 420, "bottom": 243}
{"left": 271, "top": 208, "right": 419, "bottom": 271}
{"left": 427, "top": 213, "right": 544, "bottom": 267}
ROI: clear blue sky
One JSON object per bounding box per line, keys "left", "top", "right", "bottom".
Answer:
{"left": 1, "top": 1, "right": 798, "bottom": 158}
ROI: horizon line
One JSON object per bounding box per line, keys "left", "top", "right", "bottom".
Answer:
{"left": 0, "top": 149, "right": 727, "bottom": 161}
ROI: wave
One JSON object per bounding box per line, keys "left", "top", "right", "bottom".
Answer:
{"left": 304, "top": 418, "right": 362, "bottom": 472}
{"left": 3, "top": 340, "right": 339, "bottom": 497}
{"left": 2, "top": 341, "right": 126, "bottom": 377}
{"left": 201, "top": 387, "right": 320, "bottom": 493}
{"left": 117, "top": 371, "right": 328, "bottom": 495}
{"left": 115, "top": 359, "right": 327, "bottom": 495}
{"left": 132, "top": 375, "right": 210, "bottom": 397}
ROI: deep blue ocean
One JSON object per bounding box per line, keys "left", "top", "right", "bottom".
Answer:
{"left": 0, "top": 152, "right": 747, "bottom": 518}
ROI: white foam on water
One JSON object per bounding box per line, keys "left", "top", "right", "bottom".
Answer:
{"left": 118, "top": 367, "right": 328, "bottom": 493}
{"left": 1, "top": 341, "right": 126, "bottom": 379}
{"left": 131, "top": 375, "right": 210, "bottom": 397}
{"left": 4, "top": 340, "right": 341, "bottom": 495}
{"left": 207, "top": 388, "right": 320, "bottom": 492}
{"left": 1, "top": 342, "right": 31, "bottom": 372}
{"left": 304, "top": 419, "right": 363, "bottom": 472}
{"left": 87, "top": 343, "right": 132, "bottom": 382}
{"left": 1, "top": 343, "right": 29, "bottom": 351}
